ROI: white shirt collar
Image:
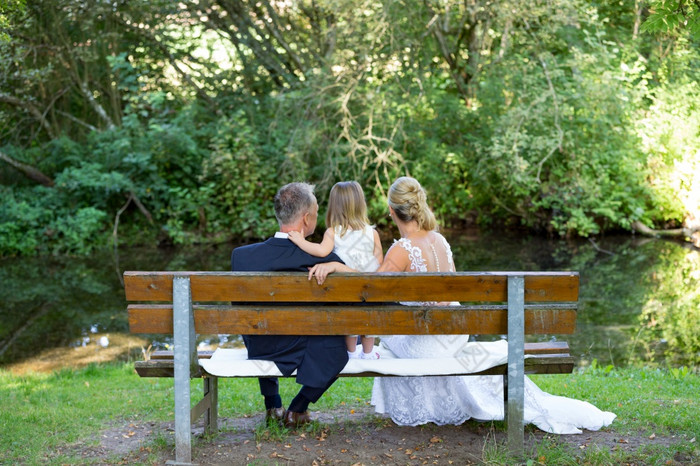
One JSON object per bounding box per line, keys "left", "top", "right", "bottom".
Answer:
{"left": 274, "top": 232, "right": 289, "bottom": 239}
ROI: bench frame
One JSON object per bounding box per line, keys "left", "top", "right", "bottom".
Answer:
{"left": 125, "top": 271, "right": 578, "bottom": 465}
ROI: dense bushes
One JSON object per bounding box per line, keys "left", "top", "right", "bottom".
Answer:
{"left": 0, "top": 1, "right": 698, "bottom": 256}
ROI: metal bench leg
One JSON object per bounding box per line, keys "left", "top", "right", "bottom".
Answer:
{"left": 203, "top": 377, "right": 218, "bottom": 434}
{"left": 168, "top": 277, "right": 198, "bottom": 466}
{"left": 507, "top": 275, "right": 525, "bottom": 457}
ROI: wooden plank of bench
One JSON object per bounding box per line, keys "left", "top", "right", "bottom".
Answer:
{"left": 135, "top": 343, "right": 573, "bottom": 378}
{"left": 134, "top": 353, "right": 574, "bottom": 378}
{"left": 147, "top": 342, "right": 570, "bottom": 361}
{"left": 124, "top": 272, "right": 579, "bottom": 303}
{"left": 128, "top": 304, "right": 577, "bottom": 335}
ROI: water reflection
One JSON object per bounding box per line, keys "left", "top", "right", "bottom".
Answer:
{"left": 0, "top": 233, "right": 698, "bottom": 370}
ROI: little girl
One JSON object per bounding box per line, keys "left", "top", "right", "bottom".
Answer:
{"left": 288, "top": 181, "right": 383, "bottom": 359}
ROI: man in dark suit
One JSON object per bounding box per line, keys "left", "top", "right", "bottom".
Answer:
{"left": 230, "top": 182, "right": 348, "bottom": 427}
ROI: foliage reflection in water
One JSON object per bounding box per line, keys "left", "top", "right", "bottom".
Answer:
{"left": 0, "top": 232, "right": 697, "bottom": 370}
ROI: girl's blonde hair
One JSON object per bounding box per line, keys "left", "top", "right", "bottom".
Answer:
{"left": 388, "top": 176, "right": 438, "bottom": 231}
{"left": 326, "top": 181, "right": 370, "bottom": 236}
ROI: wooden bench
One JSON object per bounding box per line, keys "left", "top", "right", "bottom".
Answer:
{"left": 125, "top": 271, "right": 579, "bottom": 465}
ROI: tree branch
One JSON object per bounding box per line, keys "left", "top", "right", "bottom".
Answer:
{"left": 0, "top": 150, "right": 54, "bottom": 186}
{"left": 0, "top": 92, "right": 55, "bottom": 138}
{"left": 632, "top": 220, "right": 700, "bottom": 240}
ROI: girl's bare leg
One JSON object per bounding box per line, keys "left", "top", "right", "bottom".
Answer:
{"left": 346, "top": 335, "right": 358, "bottom": 353}
{"left": 361, "top": 336, "right": 375, "bottom": 354}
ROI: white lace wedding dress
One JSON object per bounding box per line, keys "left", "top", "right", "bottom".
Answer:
{"left": 370, "top": 234, "right": 616, "bottom": 434}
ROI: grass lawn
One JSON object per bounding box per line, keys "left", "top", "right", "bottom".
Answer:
{"left": 0, "top": 362, "right": 698, "bottom": 464}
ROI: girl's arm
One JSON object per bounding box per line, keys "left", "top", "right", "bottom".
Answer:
{"left": 372, "top": 228, "right": 384, "bottom": 265}
{"left": 288, "top": 228, "right": 335, "bottom": 257}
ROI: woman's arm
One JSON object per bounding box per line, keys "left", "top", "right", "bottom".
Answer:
{"left": 288, "top": 228, "right": 335, "bottom": 257}
{"left": 376, "top": 242, "right": 409, "bottom": 272}
{"left": 372, "top": 229, "right": 384, "bottom": 265}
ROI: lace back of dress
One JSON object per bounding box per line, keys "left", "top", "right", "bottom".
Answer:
{"left": 397, "top": 232, "right": 454, "bottom": 273}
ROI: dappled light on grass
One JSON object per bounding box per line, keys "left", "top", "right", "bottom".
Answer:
{"left": 5, "top": 333, "right": 148, "bottom": 375}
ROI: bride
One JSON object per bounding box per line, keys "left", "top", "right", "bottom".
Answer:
{"left": 308, "top": 176, "right": 616, "bottom": 434}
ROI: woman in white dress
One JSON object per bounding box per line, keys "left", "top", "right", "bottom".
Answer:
{"left": 308, "top": 176, "right": 616, "bottom": 434}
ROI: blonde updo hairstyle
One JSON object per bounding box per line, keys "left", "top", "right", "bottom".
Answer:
{"left": 388, "top": 176, "right": 438, "bottom": 231}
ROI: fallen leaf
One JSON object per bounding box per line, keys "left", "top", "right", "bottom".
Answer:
{"left": 429, "top": 436, "right": 442, "bottom": 444}
{"left": 341, "top": 449, "right": 347, "bottom": 453}
{"left": 618, "top": 439, "right": 629, "bottom": 444}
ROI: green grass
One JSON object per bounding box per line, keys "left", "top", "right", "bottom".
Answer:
{"left": 0, "top": 363, "right": 698, "bottom": 464}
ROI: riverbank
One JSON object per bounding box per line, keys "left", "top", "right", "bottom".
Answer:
{"left": 1, "top": 359, "right": 697, "bottom": 464}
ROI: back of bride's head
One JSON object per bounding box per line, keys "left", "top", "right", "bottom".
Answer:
{"left": 388, "top": 176, "right": 437, "bottom": 231}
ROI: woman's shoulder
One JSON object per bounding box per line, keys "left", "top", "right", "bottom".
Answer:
{"left": 389, "top": 237, "right": 416, "bottom": 254}
{"left": 427, "top": 230, "right": 451, "bottom": 245}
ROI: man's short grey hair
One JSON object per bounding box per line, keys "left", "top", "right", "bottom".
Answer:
{"left": 274, "top": 182, "right": 316, "bottom": 226}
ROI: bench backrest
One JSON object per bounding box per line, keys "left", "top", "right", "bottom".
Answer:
{"left": 125, "top": 271, "right": 579, "bottom": 336}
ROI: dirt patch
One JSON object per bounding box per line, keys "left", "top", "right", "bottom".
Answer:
{"left": 70, "top": 405, "right": 687, "bottom": 465}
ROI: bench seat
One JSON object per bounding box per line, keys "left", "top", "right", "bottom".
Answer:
{"left": 135, "top": 342, "right": 574, "bottom": 378}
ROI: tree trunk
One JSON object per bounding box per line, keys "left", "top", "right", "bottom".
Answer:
{"left": 632, "top": 220, "right": 700, "bottom": 241}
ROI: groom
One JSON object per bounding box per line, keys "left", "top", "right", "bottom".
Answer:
{"left": 230, "top": 182, "right": 348, "bottom": 427}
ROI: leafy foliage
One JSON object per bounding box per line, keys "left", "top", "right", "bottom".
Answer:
{"left": 0, "top": 0, "right": 699, "bottom": 255}
{"left": 642, "top": 0, "right": 700, "bottom": 38}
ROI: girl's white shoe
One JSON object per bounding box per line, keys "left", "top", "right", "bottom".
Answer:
{"left": 360, "top": 350, "right": 380, "bottom": 360}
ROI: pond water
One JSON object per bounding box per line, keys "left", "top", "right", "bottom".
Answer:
{"left": 1, "top": 231, "right": 698, "bottom": 370}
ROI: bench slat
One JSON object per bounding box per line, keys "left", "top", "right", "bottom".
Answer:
{"left": 124, "top": 272, "right": 579, "bottom": 303}
{"left": 128, "top": 304, "right": 577, "bottom": 335}
{"left": 133, "top": 353, "right": 574, "bottom": 378}
{"left": 145, "top": 343, "right": 570, "bottom": 362}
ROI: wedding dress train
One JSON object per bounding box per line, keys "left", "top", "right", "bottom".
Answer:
{"left": 371, "top": 335, "right": 616, "bottom": 434}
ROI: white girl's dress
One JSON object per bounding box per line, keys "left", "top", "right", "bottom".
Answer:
{"left": 332, "top": 225, "right": 380, "bottom": 272}
{"left": 370, "top": 235, "right": 617, "bottom": 434}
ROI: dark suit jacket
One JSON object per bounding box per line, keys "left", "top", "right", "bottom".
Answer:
{"left": 231, "top": 237, "right": 349, "bottom": 388}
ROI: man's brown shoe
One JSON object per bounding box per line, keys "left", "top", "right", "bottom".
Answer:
{"left": 265, "top": 407, "right": 286, "bottom": 422}
{"left": 283, "top": 410, "right": 312, "bottom": 428}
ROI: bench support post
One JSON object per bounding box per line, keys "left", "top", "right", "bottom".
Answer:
{"left": 507, "top": 275, "right": 525, "bottom": 457}
{"left": 190, "top": 377, "right": 218, "bottom": 434}
{"left": 169, "top": 277, "right": 198, "bottom": 466}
